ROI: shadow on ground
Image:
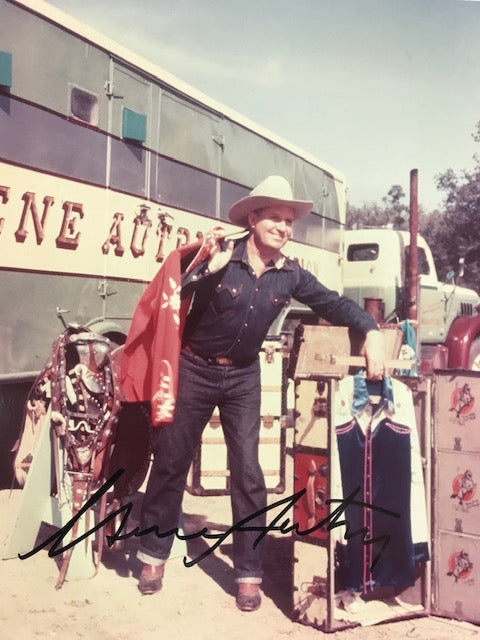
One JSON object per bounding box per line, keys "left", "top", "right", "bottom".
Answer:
{"left": 98, "top": 501, "right": 294, "bottom": 617}
{"left": 30, "top": 490, "right": 294, "bottom": 619}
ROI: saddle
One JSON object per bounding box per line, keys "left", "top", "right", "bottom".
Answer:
{"left": 13, "top": 325, "right": 124, "bottom": 588}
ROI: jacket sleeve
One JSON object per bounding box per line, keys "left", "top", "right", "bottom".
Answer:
{"left": 120, "top": 242, "right": 199, "bottom": 424}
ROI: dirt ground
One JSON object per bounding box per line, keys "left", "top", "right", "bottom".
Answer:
{"left": 1, "top": 480, "right": 479, "bottom": 640}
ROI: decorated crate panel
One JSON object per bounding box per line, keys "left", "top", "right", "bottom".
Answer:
{"left": 435, "top": 371, "right": 480, "bottom": 454}
{"left": 434, "top": 530, "right": 480, "bottom": 624}
{"left": 436, "top": 450, "right": 480, "bottom": 536}
{"left": 186, "top": 414, "right": 285, "bottom": 496}
{"left": 293, "top": 448, "right": 329, "bottom": 543}
{"left": 294, "top": 378, "right": 329, "bottom": 450}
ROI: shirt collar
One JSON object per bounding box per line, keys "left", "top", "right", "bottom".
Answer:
{"left": 231, "top": 238, "right": 288, "bottom": 270}
{"left": 351, "top": 370, "right": 395, "bottom": 416}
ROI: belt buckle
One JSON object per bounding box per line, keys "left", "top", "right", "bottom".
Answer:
{"left": 215, "top": 356, "right": 233, "bottom": 366}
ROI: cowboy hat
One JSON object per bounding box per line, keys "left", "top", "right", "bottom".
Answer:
{"left": 228, "top": 175, "right": 313, "bottom": 227}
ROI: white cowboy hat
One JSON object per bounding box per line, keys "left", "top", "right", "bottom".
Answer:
{"left": 228, "top": 175, "right": 313, "bottom": 227}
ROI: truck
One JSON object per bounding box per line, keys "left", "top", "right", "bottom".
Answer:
{"left": 343, "top": 226, "right": 480, "bottom": 370}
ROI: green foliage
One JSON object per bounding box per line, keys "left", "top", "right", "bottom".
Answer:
{"left": 429, "top": 123, "right": 480, "bottom": 292}
{"left": 382, "top": 185, "right": 409, "bottom": 228}
{"left": 346, "top": 121, "right": 480, "bottom": 293}
{"left": 418, "top": 209, "right": 452, "bottom": 282}
{"left": 345, "top": 202, "right": 388, "bottom": 229}
{"left": 346, "top": 184, "right": 409, "bottom": 230}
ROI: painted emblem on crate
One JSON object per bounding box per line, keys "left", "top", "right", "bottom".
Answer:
{"left": 447, "top": 550, "right": 474, "bottom": 582}
{"left": 451, "top": 469, "right": 479, "bottom": 509}
{"left": 449, "top": 382, "right": 475, "bottom": 423}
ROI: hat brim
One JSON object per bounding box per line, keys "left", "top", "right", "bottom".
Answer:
{"left": 228, "top": 195, "right": 313, "bottom": 228}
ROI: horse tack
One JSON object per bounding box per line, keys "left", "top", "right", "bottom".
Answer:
{"left": 51, "top": 327, "right": 123, "bottom": 588}
{"left": 16, "top": 325, "right": 123, "bottom": 589}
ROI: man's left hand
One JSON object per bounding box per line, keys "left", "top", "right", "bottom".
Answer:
{"left": 363, "top": 329, "right": 385, "bottom": 380}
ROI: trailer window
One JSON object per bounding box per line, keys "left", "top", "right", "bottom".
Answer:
{"left": 347, "top": 243, "right": 379, "bottom": 261}
{"left": 292, "top": 211, "right": 324, "bottom": 248}
{"left": 159, "top": 92, "right": 221, "bottom": 174}
{"left": 221, "top": 119, "right": 294, "bottom": 190}
{"left": 405, "top": 246, "right": 430, "bottom": 275}
{"left": 122, "top": 107, "right": 147, "bottom": 143}
{"left": 0, "top": 50, "right": 12, "bottom": 88}
{"left": 417, "top": 248, "right": 430, "bottom": 275}
{"left": 70, "top": 86, "right": 99, "bottom": 126}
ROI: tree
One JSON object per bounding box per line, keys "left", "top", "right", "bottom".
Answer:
{"left": 430, "top": 121, "right": 480, "bottom": 292}
{"left": 345, "top": 202, "right": 389, "bottom": 229}
{"left": 346, "top": 123, "right": 480, "bottom": 293}
{"left": 418, "top": 209, "right": 452, "bottom": 282}
{"left": 346, "top": 185, "right": 409, "bottom": 230}
{"left": 382, "top": 185, "right": 409, "bottom": 229}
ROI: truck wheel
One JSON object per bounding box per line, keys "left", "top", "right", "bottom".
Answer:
{"left": 468, "top": 336, "right": 480, "bottom": 370}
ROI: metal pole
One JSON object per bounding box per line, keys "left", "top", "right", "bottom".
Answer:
{"left": 408, "top": 169, "right": 419, "bottom": 321}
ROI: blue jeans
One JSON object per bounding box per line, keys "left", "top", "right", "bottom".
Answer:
{"left": 138, "top": 348, "right": 267, "bottom": 581}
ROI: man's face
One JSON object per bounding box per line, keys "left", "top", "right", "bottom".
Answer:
{"left": 249, "top": 205, "right": 294, "bottom": 252}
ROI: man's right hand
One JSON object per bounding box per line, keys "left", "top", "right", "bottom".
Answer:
{"left": 208, "top": 238, "right": 234, "bottom": 274}
{"left": 362, "top": 329, "right": 385, "bottom": 380}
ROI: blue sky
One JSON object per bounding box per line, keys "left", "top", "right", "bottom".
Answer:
{"left": 46, "top": 0, "right": 480, "bottom": 212}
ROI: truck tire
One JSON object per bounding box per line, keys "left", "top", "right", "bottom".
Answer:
{"left": 468, "top": 336, "right": 480, "bottom": 370}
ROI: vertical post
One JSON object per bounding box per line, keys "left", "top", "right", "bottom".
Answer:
{"left": 408, "top": 169, "right": 419, "bottom": 321}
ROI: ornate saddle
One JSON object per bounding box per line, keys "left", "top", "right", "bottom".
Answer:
{"left": 13, "top": 325, "right": 124, "bottom": 588}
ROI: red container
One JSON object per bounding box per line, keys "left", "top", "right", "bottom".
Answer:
{"left": 293, "top": 449, "right": 329, "bottom": 543}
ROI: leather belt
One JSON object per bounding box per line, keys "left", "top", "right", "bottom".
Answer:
{"left": 184, "top": 344, "right": 255, "bottom": 367}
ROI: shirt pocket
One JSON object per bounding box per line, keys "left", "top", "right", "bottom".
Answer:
{"left": 269, "top": 291, "right": 291, "bottom": 308}
{"left": 209, "top": 282, "right": 244, "bottom": 315}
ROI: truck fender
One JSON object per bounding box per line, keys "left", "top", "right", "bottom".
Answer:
{"left": 444, "top": 315, "right": 480, "bottom": 369}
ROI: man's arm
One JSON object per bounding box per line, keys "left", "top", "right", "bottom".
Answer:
{"left": 292, "top": 265, "right": 385, "bottom": 379}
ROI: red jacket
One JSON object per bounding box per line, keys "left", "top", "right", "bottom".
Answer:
{"left": 120, "top": 241, "right": 202, "bottom": 426}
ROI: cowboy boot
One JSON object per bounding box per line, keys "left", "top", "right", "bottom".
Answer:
{"left": 235, "top": 583, "right": 262, "bottom": 612}
{"left": 138, "top": 563, "right": 165, "bottom": 595}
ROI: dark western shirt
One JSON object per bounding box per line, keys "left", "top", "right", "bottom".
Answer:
{"left": 181, "top": 239, "right": 377, "bottom": 361}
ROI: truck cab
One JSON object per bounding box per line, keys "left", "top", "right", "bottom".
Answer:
{"left": 343, "top": 228, "right": 480, "bottom": 349}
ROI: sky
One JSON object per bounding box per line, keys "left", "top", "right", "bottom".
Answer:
{"left": 45, "top": 0, "right": 480, "bottom": 212}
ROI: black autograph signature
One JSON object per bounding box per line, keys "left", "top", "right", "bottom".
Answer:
{"left": 19, "top": 468, "right": 400, "bottom": 572}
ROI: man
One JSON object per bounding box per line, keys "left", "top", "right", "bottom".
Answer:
{"left": 136, "top": 175, "right": 384, "bottom": 611}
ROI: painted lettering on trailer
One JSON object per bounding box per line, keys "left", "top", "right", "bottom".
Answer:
{"left": 0, "top": 163, "right": 326, "bottom": 285}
